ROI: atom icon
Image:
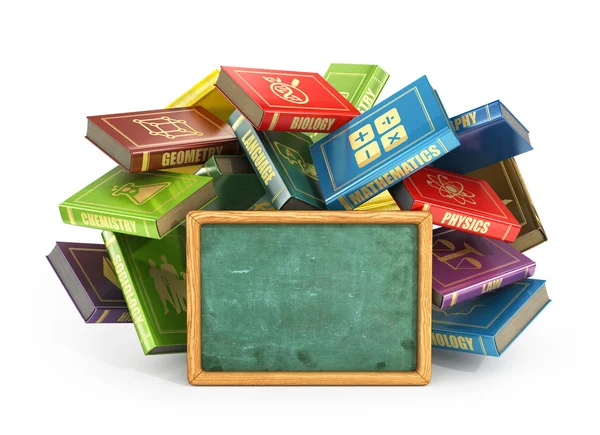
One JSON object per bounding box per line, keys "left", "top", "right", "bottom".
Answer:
{"left": 426, "top": 174, "right": 476, "bottom": 205}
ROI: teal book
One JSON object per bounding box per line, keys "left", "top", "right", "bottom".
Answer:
{"left": 309, "top": 64, "right": 390, "bottom": 143}
{"left": 432, "top": 279, "right": 550, "bottom": 356}
{"left": 229, "top": 110, "right": 325, "bottom": 210}
{"left": 102, "top": 227, "right": 187, "bottom": 355}
{"left": 59, "top": 167, "right": 214, "bottom": 239}
{"left": 195, "top": 155, "right": 266, "bottom": 210}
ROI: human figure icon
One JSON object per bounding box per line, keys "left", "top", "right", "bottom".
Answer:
{"left": 160, "top": 255, "right": 184, "bottom": 314}
{"left": 148, "top": 259, "right": 180, "bottom": 315}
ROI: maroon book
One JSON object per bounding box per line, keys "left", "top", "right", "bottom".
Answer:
{"left": 86, "top": 107, "right": 240, "bottom": 172}
{"left": 47, "top": 242, "right": 131, "bottom": 323}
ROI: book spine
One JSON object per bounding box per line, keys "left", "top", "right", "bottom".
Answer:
{"left": 102, "top": 232, "right": 156, "bottom": 354}
{"left": 431, "top": 328, "right": 499, "bottom": 356}
{"left": 438, "top": 264, "right": 537, "bottom": 309}
{"left": 508, "top": 157, "right": 547, "bottom": 246}
{"left": 129, "top": 142, "right": 239, "bottom": 172}
{"left": 411, "top": 197, "right": 520, "bottom": 243}
{"left": 166, "top": 69, "right": 219, "bottom": 108}
{"left": 259, "top": 110, "right": 356, "bottom": 133}
{"left": 451, "top": 101, "right": 502, "bottom": 135}
{"left": 309, "top": 66, "right": 389, "bottom": 143}
{"left": 59, "top": 204, "right": 159, "bottom": 239}
{"left": 355, "top": 66, "right": 390, "bottom": 112}
{"left": 87, "top": 308, "right": 133, "bottom": 324}
{"left": 328, "top": 128, "right": 460, "bottom": 210}
{"left": 230, "top": 113, "right": 292, "bottom": 209}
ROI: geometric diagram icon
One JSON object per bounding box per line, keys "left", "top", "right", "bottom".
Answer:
{"left": 133, "top": 116, "right": 204, "bottom": 140}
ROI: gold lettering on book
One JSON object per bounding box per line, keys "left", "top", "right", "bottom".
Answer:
{"left": 346, "top": 144, "right": 441, "bottom": 206}
{"left": 113, "top": 255, "right": 144, "bottom": 324}
{"left": 482, "top": 278, "right": 503, "bottom": 293}
{"left": 133, "top": 116, "right": 203, "bottom": 140}
{"left": 112, "top": 182, "right": 170, "bottom": 205}
{"left": 263, "top": 76, "right": 309, "bottom": 104}
{"left": 453, "top": 111, "right": 477, "bottom": 131}
{"left": 289, "top": 117, "right": 335, "bottom": 131}
{"left": 240, "top": 129, "right": 276, "bottom": 185}
{"left": 356, "top": 88, "right": 377, "bottom": 113}
{"left": 81, "top": 213, "right": 138, "bottom": 233}
{"left": 431, "top": 333, "right": 474, "bottom": 351}
{"left": 440, "top": 212, "right": 490, "bottom": 234}
{"left": 161, "top": 146, "right": 224, "bottom": 167}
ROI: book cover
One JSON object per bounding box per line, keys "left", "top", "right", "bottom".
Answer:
{"left": 309, "top": 63, "right": 390, "bottom": 143}
{"left": 216, "top": 66, "right": 360, "bottom": 132}
{"left": 309, "top": 75, "right": 461, "bottom": 210}
{"left": 229, "top": 111, "right": 325, "bottom": 210}
{"left": 195, "top": 155, "right": 267, "bottom": 210}
{"left": 87, "top": 107, "right": 239, "bottom": 172}
{"left": 248, "top": 193, "right": 275, "bottom": 210}
{"left": 59, "top": 167, "right": 214, "bottom": 239}
{"left": 432, "top": 101, "right": 533, "bottom": 174}
{"left": 102, "top": 227, "right": 187, "bottom": 355}
{"left": 432, "top": 279, "right": 550, "bottom": 356}
{"left": 47, "top": 242, "right": 131, "bottom": 323}
{"left": 390, "top": 166, "right": 521, "bottom": 242}
{"left": 432, "top": 228, "right": 535, "bottom": 309}
{"left": 468, "top": 158, "right": 547, "bottom": 252}
{"left": 166, "top": 69, "right": 236, "bottom": 122}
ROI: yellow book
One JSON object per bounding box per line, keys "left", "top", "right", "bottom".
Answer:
{"left": 165, "top": 70, "right": 236, "bottom": 175}
{"left": 167, "top": 69, "right": 235, "bottom": 122}
{"left": 356, "top": 190, "right": 400, "bottom": 211}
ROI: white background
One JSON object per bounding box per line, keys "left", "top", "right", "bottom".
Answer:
{"left": 2, "top": 1, "right": 597, "bottom": 433}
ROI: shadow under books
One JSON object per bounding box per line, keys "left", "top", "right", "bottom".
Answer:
{"left": 432, "top": 348, "right": 486, "bottom": 373}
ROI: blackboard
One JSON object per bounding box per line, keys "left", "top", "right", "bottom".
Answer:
{"left": 186, "top": 211, "right": 432, "bottom": 385}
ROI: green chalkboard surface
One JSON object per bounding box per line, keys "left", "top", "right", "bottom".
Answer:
{"left": 200, "top": 223, "right": 419, "bottom": 372}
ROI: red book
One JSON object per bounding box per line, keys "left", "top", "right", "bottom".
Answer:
{"left": 86, "top": 107, "right": 239, "bottom": 172}
{"left": 389, "top": 166, "right": 521, "bottom": 242}
{"left": 216, "top": 66, "right": 360, "bottom": 132}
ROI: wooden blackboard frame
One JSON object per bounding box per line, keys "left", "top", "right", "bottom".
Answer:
{"left": 186, "top": 211, "right": 432, "bottom": 385}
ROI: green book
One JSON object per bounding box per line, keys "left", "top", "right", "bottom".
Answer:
{"left": 248, "top": 193, "right": 275, "bottom": 210}
{"left": 59, "top": 167, "right": 214, "bottom": 239}
{"left": 309, "top": 63, "right": 390, "bottom": 143}
{"left": 195, "top": 156, "right": 266, "bottom": 210}
{"left": 102, "top": 227, "right": 187, "bottom": 354}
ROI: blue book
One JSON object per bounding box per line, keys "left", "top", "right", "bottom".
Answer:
{"left": 309, "top": 75, "right": 460, "bottom": 210}
{"left": 432, "top": 101, "right": 533, "bottom": 174}
{"left": 432, "top": 279, "right": 550, "bottom": 356}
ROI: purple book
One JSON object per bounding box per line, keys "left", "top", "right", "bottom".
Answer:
{"left": 432, "top": 228, "right": 535, "bottom": 309}
{"left": 47, "top": 242, "right": 131, "bottom": 323}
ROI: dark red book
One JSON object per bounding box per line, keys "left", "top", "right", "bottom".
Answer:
{"left": 389, "top": 166, "right": 521, "bottom": 242}
{"left": 216, "top": 66, "right": 360, "bottom": 132}
{"left": 86, "top": 107, "right": 239, "bottom": 172}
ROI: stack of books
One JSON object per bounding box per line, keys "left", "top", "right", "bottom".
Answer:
{"left": 47, "top": 64, "right": 550, "bottom": 360}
